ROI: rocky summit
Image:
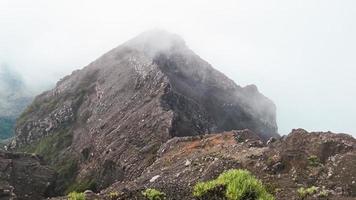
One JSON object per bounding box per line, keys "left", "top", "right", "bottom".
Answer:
{"left": 2, "top": 30, "right": 355, "bottom": 200}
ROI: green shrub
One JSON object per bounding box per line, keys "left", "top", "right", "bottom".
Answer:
{"left": 193, "top": 169, "right": 275, "bottom": 200}
{"left": 21, "top": 128, "right": 73, "bottom": 161}
{"left": 308, "top": 155, "right": 321, "bottom": 167}
{"left": 297, "top": 186, "right": 318, "bottom": 198}
{"left": 68, "top": 191, "right": 85, "bottom": 200}
{"left": 108, "top": 191, "right": 119, "bottom": 199}
{"left": 318, "top": 189, "right": 328, "bottom": 197}
{"left": 57, "top": 158, "right": 78, "bottom": 181}
{"left": 142, "top": 188, "right": 166, "bottom": 200}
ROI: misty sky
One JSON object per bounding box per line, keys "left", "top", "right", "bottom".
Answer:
{"left": 1, "top": 0, "right": 355, "bottom": 136}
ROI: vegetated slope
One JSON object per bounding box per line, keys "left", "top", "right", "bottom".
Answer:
{"left": 10, "top": 30, "right": 278, "bottom": 194}
{"left": 0, "top": 117, "right": 16, "bottom": 140}
{"left": 100, "top": 129, "right": 356, "bottom": 200}
{"left": 0, "top": 65, "right": 33, "bottom": 140}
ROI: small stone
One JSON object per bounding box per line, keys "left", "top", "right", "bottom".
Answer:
{"left": 267, "top": 137, "right": 276, "bottom": 145}
{"left": 150, "top": 175, "right": 160, "bottom": 183}
{"left": 335, "top": 187, "right": 343, "bottom": 195}
{"left": 185, "top": 160, "right": 191, "bottom": 167}
{"left": 3, "top": 189, "right": 10, "bottom": 195}
{"left": 84, "top": 190, "right": 94, "bottom": 195}
{"left": 272, "top": 162, "right": 284, "bottom": 172}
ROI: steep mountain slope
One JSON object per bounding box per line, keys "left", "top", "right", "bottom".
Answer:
{"left": 10, "top": 30, "right": 278, "bottom": 194}
{"left": 0, "top": 65, "right": 33, "bottom": 139}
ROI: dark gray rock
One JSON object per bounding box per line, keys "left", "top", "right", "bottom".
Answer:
{"left": 0, "top": 151, "right": 56, "bottom": 200}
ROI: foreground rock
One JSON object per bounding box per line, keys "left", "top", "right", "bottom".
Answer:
{"left": 100, "top": 129, "right": 356, "bottom": 200}
{"left": 10, "top": 30, "right": 278, "bottom": 193}
{"left": 0, "top": 151, "right": 56, "bottom": 200}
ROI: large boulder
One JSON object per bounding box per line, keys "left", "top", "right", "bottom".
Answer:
{"left": 0, "top": 151, "right": 56, "bottom": 200}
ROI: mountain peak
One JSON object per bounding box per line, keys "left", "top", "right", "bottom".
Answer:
{"left": 124, "top": 29, "right": 186, "bottom": 56}
{"left": 11, "top": 31, "right": 278, "bottom": 195}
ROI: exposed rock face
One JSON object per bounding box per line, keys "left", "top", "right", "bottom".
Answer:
{"left": 102, "top": 129, "right": 356, "bottom": 200}
{"left": 10, "top": 30, "right": 278, "bottom": 193}
{"left": 0, "top": 151, "right": 56, "bottom": 200}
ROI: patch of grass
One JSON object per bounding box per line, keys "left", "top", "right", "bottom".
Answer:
{"left": 318, "top": 188, "right": 329, "bottom": 197}
{"left": 68, "top": 191, "right": 85, "bottom": 200}
{"left": 17, "top": 101, "right": 41, "bottom": 124}
{"left": 18, "top": 128, "right": 72, "bottom": 161}
{"left": 193, "top": 169, "right": 275, "bottom": 200}
{"left": 297, "top": 186, "right": 318, "bottom": 198}
{"left": 142, "top": 188, "right": 166, "bottom": 200}
{"left": 107, "top": 192, "right": 119, "bottom": 200}
{"left": 18, "top": 128, "right": 80, "bottom": 194}
{"left": 308, "top": 155, "right": 321, "bottom": 167}
{"left": 34, "top": 129, "right": 72, "bottom": 161}
{"left": 57, "top": 158, "right": 78, "bottom": 184}
{"left": 266, "top": 157, "right": 274, "bottom": 166}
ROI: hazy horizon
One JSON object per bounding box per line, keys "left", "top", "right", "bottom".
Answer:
{"left": 1, "top": 0, "right": 355, "bottom": 136}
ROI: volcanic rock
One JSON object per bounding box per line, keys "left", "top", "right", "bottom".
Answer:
{"left": 103, "top": 129, "right": 356, "bottom": 200}
{"left": 0, "top": 151, "right": 56, "bottom": 200}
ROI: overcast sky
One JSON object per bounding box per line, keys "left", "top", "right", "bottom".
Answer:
{"left": 1, "top": 0, "right": 355, "bottom": 136}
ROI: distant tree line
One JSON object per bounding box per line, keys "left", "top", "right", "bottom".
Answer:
{"left": 0, "top": 116, "right": 16, "bottom": 139}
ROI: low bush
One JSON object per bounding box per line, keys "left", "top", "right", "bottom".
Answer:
{"left": 193, "top": 169, "right": 275, "bottom": 200}
{"left": 142, "top": 188, "right": 166, "bottom": 200}
{"left": 318, "top": 189, "right": 329, "bottom": 197}
{"left": 297, "top": 186, "right": 318, "bottom": 198}
{"left": 308, "top": 155, "right": 321, "bottom": 167}
{"left": 108, "top": 191, "right": 119, "bottom": 200}
{"left": 68, "top": 191, "right": 85, "bottom": 200}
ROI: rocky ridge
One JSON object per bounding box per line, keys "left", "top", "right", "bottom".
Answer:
{"left": 98, "top": 129, "right": 356, "bottom": 200}
{"left": 9, "top": 30, "right": 278, "bottom": 195}
{"left": 4, "top": 30, "right": 354, "bottom": 200}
